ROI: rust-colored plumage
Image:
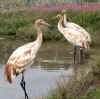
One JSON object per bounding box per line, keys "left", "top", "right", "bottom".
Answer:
{"left": 5, "top": 64, "right": 12, "bottom": 83}
{"left": 5, "top": 63, "right": 17, "bottom": 83}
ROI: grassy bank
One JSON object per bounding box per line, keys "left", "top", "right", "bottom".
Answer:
{"left": 0, "top": 10, "right": 100, "bottom": 46}
{"left": 83, "top": 87, "right": 100, "bottom": 99}
{"left": 43, "top": 55, "right": 100, "bottom": 99}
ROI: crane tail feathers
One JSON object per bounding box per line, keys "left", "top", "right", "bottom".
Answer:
{"left": 5, "top": 64, "right": 13, "bottom": 84}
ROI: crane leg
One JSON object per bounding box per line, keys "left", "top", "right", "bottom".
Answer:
{"left": 79, "top": 48, "right": 84, "bottom": 64}
{"left": 20, "top": 73, "right": 29, "bottom": 99}
{"left": 73, "top": 46, "right": 77, "bottom": 64}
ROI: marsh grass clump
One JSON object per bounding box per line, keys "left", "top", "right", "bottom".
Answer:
{"left": 88, "top": 56, "right": 100, "bottom": 76}
{"left": 43, "top": 63, "right": 94, "bottom": 99}
{"left": 82, "top": 87, "right": 100, "bottom": 99}
{"left": 43, "top": 54, "right": 100, "bottom": 99}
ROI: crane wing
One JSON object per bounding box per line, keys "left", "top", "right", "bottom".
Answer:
{"left": 7, "top": 42, "right": 38, "bottom": 69}
{"left": 65, "top": 22, "right": 91, "bottom": 42}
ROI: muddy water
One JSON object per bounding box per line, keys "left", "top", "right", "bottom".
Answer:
{"left": 0, "top": 37, "right": 74, "bottom": 99}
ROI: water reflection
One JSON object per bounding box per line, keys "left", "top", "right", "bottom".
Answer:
{"left": 0, "top": 37, "right": 73, "bottom": 99}
{"left": 0, "top": 65, "right": 73, "bottom": 99}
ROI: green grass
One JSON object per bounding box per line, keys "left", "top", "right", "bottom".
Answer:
{"left": 0, "top": 10, "right": 100, "bottom": 47}
{"left": 88, "top": 55, "right": 100, "bottom": 74}
{"left": 83, "top": 88, "right": 100, "bottom": 99}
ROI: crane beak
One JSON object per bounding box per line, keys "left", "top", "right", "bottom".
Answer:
{"left": 42, "top": 21, "right": 51, "bottom": 27}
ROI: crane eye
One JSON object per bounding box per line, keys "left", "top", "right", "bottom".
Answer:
{"left": 40, "top": 20, "right": 43, "bottom": 24}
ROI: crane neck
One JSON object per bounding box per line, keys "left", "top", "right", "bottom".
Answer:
{"left": 64, "top": 14, "right": 67, "bottom": 25}
{"left": 35, "top": 23, "right": 43, "bottom": 45}
{"left": 58, "top": 16, "right": 65, "bottom": 33}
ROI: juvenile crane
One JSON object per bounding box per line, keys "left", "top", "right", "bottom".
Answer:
{"left": 55, "top": 14, "right": 90, "bottom": 64}
{"left": 62, "top": 9, "right": 91, "bottom": 43}
{"left": 5, "top": 19, "right": 50, "bottom": 99}
{"left": 62, "top": 10, "right": 91, "bottom": 63}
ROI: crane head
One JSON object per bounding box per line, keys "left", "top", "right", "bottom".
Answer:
{"left": 53, "top": 14, "right": 63, "bottom": 20}
{"left": 35, "top": 19, "right": 50, "bottom": 26}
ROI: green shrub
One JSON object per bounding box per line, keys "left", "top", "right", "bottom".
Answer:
{"left": 0, "top": 10, "right": 100, "bottom": 46}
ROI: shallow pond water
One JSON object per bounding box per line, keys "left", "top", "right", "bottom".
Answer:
{"left": 0, "top": 37, "right": 74, "bottom": 99}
